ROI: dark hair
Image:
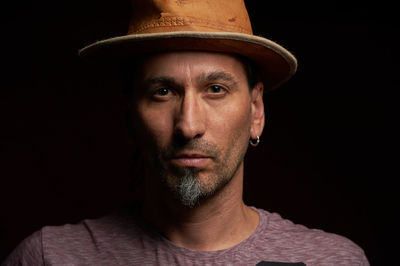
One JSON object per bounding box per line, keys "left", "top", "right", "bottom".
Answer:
{"left": 235, "top": 54, "right": 261, "bottom": 90}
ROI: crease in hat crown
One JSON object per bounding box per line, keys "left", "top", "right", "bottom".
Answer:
{"left": 79, "top": 0, "right": 297, "bottom": 91}
{"left": 127, "top": 0, "right": 253, "bottom": 34}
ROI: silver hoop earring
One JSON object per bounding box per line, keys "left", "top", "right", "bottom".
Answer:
{"left": 249, "top": 136, "right": 260, "bottom": 147}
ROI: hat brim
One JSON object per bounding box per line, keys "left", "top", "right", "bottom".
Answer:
{"left": 79, "top": 31, "right": 297, "bottom": 91}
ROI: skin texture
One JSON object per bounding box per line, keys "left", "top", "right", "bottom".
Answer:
{"left": 131, "top": 51, "right": 265, "bottom": 251}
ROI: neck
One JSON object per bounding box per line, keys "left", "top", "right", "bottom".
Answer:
{"left": 141, "top": 163, "right": 259, "bottom": 251}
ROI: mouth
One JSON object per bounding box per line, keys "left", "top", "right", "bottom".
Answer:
{"left": 169, "top": 153, "right": 212, "bottom": 168}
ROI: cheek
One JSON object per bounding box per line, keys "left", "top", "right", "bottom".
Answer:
{"left": 135, "top": 103, "right": 174, "bottom": 148}
{"left": 209, "top": 98, "right": 252, "bottom": 146}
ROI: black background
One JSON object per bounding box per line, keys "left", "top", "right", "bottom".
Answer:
{"left": 1, "top": 1, "right": 398, "bottom": 265}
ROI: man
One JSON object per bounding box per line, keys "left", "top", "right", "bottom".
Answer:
{"left": 3, "top": 0, "right": 369, "bottom": 265}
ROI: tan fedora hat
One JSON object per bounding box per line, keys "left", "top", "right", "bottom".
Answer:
{"left": 79, "top": 0, "right": 297, "bottom": 91}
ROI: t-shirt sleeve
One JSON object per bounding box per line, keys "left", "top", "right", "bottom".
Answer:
{"left": 360, "top": 250, "right": 370, "bottom": 266}
{"left": 1, "top": 230, "right": 44, "bottom": 266}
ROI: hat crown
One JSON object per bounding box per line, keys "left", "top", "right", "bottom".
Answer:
{"left": 128, "top": 0, "right": 253, "bottom": 35}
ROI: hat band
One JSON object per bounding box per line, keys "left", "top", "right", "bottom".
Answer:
{"left": 128, "top": 14, "right": 253, "bottom": 35}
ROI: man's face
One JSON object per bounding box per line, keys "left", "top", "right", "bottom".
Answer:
{"left": 131, "top": 51, "right": 264, "bottom": 207}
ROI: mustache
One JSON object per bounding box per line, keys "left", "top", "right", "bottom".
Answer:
{"left": 161, "top": 139, "right": 220, "bottom": 160}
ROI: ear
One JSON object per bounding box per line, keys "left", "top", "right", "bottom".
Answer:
{"left": 250, "top": 82, "right": 265, "bottom": 139}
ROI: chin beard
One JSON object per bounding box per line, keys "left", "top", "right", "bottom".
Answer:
{"left": 162, "top": 166, "right": 235, "bottom": 209}
{"left": 175, "top": 167, "right": 202, "bottom": 208}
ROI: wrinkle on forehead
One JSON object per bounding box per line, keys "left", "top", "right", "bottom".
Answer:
{"left": 147, "top": 53, "right": 244, "bottom": 87}
{"left": 143, "top": 51, "right": 245, "bottom": 74}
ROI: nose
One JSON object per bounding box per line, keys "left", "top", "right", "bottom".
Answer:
{"left": 174, "top": 91, "right": 206, "bottom": 141}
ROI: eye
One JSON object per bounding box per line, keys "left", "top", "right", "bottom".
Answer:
{"left": 155, "top": 87, "right": 172, "bottom": 96}
{"left": 151, "top": 87, "right": 175, "bottom": 101}
{"left": 208, "top": 85, "right": 227, "bottom": 94}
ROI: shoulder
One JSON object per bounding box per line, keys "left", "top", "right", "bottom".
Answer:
{"left": 40, "top": 210, "right": 142, "bottom": 263}
{"left": 3, "top": 209, "right": 142, "bottom": 265}
{"left": 2, "top": 230, "right": 44, "bottom": 266}
{"left": 2, "top": 221, "right": 99, "bottom": 266}
{"left": 254, "top": 208, "right": 369, "bottom": 265}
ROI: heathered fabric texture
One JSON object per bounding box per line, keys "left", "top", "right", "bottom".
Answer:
{"left": 2, "top": 207, "right": 369, "bottom": 266}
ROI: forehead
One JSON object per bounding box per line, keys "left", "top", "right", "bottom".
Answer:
{"left": 137, "top": 51, "right": 247, "bottom": 81}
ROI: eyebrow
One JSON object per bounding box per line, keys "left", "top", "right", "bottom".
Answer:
{"left": 198, "top": 71, "right": 238, "bottom": 86}
{"left": 141, "top": 71, "right": 239, "bottom": 89}
{"left": 144, "top": 76, "right": 177, "bottom": 86}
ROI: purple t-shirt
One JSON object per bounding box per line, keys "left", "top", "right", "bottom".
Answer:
{"left": 2, "top": 207, "right": 369, "bottom": 265}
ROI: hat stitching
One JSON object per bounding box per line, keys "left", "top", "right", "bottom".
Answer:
{"left": 133, "top": 16, "right": 250, "bottom": 34}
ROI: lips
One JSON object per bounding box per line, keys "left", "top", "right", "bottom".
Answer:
{"left": 170, "top": 153, "right": 212, "bottom": 168}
